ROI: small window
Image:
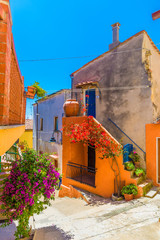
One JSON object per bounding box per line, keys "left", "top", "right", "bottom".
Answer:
{"left": 54, "top": 117, "right": 58, "bottom": 131}
{"left": 40, "top": 118, "right": 43, "bottom": 131}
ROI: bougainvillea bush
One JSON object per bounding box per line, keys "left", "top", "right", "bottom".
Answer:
{"left": 64, "top": 116, "right": 122, "bottom": 159}
{"left": 0, "top": 148, "right": 60, "bottom": 240}
{"left": 63, "top": 116, "right": 123, "bottom": 196}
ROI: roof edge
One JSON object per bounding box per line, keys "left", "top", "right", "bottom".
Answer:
{"left": 33, "top": 88, "right": 71, "bottom": 105}
{"left": 71, "top": 30, "right": 160, "bottom": 76}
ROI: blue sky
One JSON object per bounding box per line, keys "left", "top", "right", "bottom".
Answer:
{"left": 10, "top": 0, "right": 160, "bottom": 118}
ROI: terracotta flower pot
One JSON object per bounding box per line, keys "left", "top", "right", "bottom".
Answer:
{"left": 135, "top": 172, "right": 143, "bottom": 177}
{"left": 124, "top": 193, "right": 133, "bottom": 201}
{"left": 63, "top": 99, "right": 79, "bottom": 117}
{"left": 134, "top": 162, "right": 140, "bottom": 168}
{"left": 25, "top": 92, "right": 35, "bottom": 99}
{"left": 26, "top": 86, "right": 36, "bottom": 99}
{"left": 126, "top": 166, "right": 132, "bottom": 171}
{"left": 27, "top": 86, "right": 36, "bottom": 94}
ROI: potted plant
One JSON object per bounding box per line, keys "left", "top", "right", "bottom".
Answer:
{"left": 0, "top": 148, "right": 60, "bottom": 240}
{"left": 124, "top": 161, "right": 135, "bottom": 171}
{"left": 32, "top": 81, "right": 47, "bottom": 99}
{"left": 26, "top": 82, "right": 47, "bottom": 99}
{"left": 134, "top": 168, "right": 145, "bottom": 177}
{"left": 129, "top": 151, "right": 140, "bottom": 168}
{"left": 121, "top": 183, "right": 138, "bottom": 201}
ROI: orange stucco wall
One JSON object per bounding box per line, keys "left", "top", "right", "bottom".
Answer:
{"left": 62, "top": 116, "right": 137, "bottom": 198}
{"left": 146, "top": 123, "right": 160, "bottom": 186}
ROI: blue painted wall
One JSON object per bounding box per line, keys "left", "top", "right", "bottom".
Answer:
{"left": 33, "top": 90, "right": 71, "bottom": 150}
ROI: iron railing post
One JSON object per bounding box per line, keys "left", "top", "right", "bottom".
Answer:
{"left": 80, "top": 165, "right": 82, "bottom": 183}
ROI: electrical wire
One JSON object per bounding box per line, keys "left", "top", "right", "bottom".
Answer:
{"left": 18, "top": 45, "right": 160, "bottom": 63}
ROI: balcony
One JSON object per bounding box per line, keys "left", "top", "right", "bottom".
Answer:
{"left": 66, "top": 161, "right": 97, "bottom": 187}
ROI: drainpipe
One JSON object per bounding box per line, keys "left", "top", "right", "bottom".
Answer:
{"left": 70, "top": 74, "right": 74, "bottom": 98}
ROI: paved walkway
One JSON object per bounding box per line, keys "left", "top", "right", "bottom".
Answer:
{"left": 32, "top": 192, "right": 160, "bottom": 240}
{"left": 1, "top": 192, "right": 160, "bottom": 239}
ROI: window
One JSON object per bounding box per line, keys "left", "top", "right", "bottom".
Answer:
{"left": 40, "top": 118, "right": 43, "bottom": 131}
{"left": 54, "top": 117, "right": 58, "bottom": 131}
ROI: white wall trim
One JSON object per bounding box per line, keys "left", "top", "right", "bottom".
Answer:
{"left": 156, "top": 137, "right": 160, "bottom": 184}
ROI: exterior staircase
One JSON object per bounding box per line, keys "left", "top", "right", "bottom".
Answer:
{"left": 124, "top": 168, "right": 153, "bottom": 198}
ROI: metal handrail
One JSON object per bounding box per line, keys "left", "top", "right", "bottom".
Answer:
{"left": 108, "top": 118, "right": 146, "bottom": 154}
{"left": 68, "top": 161, "right": 97, "bottom": 172}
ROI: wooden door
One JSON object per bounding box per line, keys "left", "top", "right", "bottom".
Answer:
{"left": 86, "top": 89, "right": 96, "bottom": 118}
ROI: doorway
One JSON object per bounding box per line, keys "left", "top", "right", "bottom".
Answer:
{"left": 85, "top": 89, "right": 96, "bottom": 118}
{"left": 88, "top": 146, "right": 95, "bottom": 170}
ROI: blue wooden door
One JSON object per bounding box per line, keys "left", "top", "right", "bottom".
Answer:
{"left": 86, "top": 89, "right": 96, "bottom": 118}
{"left": 123, "top": 144, "right": 133, "bottom": 163}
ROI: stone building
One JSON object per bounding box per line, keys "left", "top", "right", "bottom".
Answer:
{"left": 71, "top": 23, "right": 160, "bottom": 164}
{"left": 33, "top": 89, "right": 71, "bottom": 172}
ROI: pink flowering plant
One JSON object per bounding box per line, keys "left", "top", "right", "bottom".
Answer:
{"left": 0, "top": 148, "right": 60, "bottom": 240}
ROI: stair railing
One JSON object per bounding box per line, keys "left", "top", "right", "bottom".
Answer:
{"left": 108, "top": 118, "right": 146, "bottom": 160}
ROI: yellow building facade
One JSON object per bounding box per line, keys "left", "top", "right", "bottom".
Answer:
{"left": 19, "top": 119, "right": 33, "bottom": 148}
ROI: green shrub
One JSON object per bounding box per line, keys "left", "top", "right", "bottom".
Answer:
{"left": 121, "top": 184, "right": 138, "bottom": 196}
{"left": 124, "top": 161, "right": 135, "bottom": 171}
{"left": 32, "top": 81, "right": 47, "bottom": 99}
{"left": 129, "top": 151, "right": 140, "bottom": 163}
{"left": 135, "top": 168, "right": 145, "bottom": 177}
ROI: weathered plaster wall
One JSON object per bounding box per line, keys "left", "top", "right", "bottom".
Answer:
{"left": 73, "top": 33, "right": 153, "bottom": 158}
{"left": 142, "top": 33, "right": 160, "bottom": 120}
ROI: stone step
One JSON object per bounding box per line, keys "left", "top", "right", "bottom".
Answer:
{"left": 132, "top": 175, "right": 146, "bottom": 185}
{"left": 138, "top": 179, "right": 153, "bottom": 196}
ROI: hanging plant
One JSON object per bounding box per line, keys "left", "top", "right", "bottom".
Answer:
{"left": 31, "top": 81, "right": 47, "bottom": 99}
